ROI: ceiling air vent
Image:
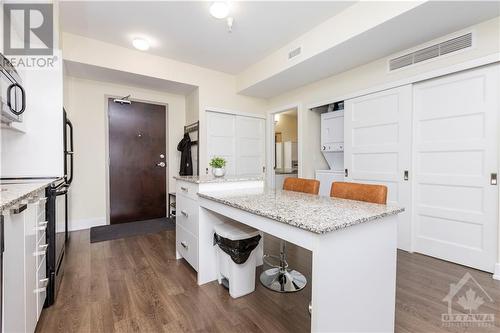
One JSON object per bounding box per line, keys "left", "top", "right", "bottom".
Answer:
{"left": 389, "top": 32, "right": 472, "bottom": 71}
{"left": 288, "top": 46, "right": 302, "bottom": 60}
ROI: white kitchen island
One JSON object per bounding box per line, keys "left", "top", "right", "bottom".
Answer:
{"left": 196, "top": 187, "right": 404, "bottom": 333}
{"left": 173, "top": 175, "right": 265, "bottom": 275}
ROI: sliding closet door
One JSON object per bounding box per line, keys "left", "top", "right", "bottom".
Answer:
{"left": 235, "top": 116, "right": 265, "bottom": 175}
{"left": 344, "top": 85, "right": 412, "bottom": 251}
{"left": 207, "top": 111, "right": 265, "bottom": 176}
{"left": 413, "top": 65, "right": 498, "bottom": 272}
{"left": 207, "top": 112, "right": 236, "bottom": 175}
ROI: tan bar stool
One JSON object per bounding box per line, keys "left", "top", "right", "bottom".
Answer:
{"left": 260, "top": 177, "right": 320, "bottom": 293}
{"left": 330, "top": 181, "right": 388, "bottom": 204}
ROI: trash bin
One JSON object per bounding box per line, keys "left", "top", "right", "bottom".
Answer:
{"left": 213, "top": 221, "right": 262, "bottom": 298}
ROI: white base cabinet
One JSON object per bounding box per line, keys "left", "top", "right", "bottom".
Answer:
{"left": 3, "top": 191, "right": 48, "bottom": 333}
{"left": 175, "top": 179, "right": 264, "bottom": 284}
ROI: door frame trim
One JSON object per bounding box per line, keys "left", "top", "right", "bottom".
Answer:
{"left": 104, "top": 95, "right": 169, "bottom": 225}
{"left": 265, "top": 103, "right": 302, "bottom": 189}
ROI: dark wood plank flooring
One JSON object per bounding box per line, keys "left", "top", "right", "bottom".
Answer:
{"left": 36, "top": 230, "right": 500, "bottom": 332}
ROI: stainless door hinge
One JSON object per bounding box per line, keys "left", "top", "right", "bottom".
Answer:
{"left": 404, "top": 170, "right": 409, "bottom": 181}
{"left": 344, "top": 169, "right": 348, "bottom": 178}
{"left": 491, "top": 173, "right": 497, "bottom": 185}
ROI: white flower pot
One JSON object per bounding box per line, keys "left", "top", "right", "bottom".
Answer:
{"left": 212, "top": 167, "right": 225, "bottom": 177}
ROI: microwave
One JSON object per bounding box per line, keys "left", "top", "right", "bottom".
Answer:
{"left": 1, "top": 53, "right": 26, "bottom": 123}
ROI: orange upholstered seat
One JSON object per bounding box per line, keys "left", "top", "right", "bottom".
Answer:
{"left": 330, "top": 182, "right": 388, "bottom": 204}
{"left": 283, "top": 177, "right": 320, "bottom": 195}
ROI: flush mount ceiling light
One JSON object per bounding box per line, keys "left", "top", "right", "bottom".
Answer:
{"left": 132, "top": 38, "right": 150, "bottom": 51}
{"left": 210, "top": 1, "right": 230, "bottom": 19}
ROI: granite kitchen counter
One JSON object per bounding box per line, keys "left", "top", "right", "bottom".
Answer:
{"left": 0, "top": 179, "right": 57, "bottom": 212}
{"left": 174, "top": 174, "right": 263, "bottom": 184}
{"left": 198, "top": 187, "right": 404, "bottom": 234}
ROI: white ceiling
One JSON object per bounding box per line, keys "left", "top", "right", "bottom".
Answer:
{"left": 64, "top": 60, "right": 197, "bottom": 95}
{"left": 59, "top": 1, "right": 355, "bottom": 74}
{"left": 240, "top": 1, "right": 500, "bottom": 97}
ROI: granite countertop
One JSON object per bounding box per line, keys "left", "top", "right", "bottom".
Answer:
{"left": 0, "top": 179, "right": 57, "bottom": 213}
{"left": 174, "top": 174, "right": 264, "bottom": 184}
{"left": 198, "top": 188, "right": 404, "bottom": 234}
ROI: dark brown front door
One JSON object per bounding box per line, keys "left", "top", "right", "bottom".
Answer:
{"left": 108, "top": 99, "right": 166, "bottom": 224}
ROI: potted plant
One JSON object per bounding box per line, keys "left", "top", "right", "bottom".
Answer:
{"left": 209, "top": 156, "right": 226, "bottom": 177}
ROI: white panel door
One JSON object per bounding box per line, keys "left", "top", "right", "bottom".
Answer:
{"left": 207, "top": 112, "right": 236, "bottom": 175}
{"left": 235, "top": 115, "right": 265, "bottom": 175}
{"left": 344, "top": 85, "right": 412, "bottom": 250}
{"left": 413, "top": 65, "right": 498, "bottom": 272}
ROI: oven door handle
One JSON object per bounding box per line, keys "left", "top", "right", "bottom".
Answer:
{"left": 55, "top": 188, "right": 68, "bottom": 196}
{"left": 7, "top": 83, "right": 26, "bottom": 116}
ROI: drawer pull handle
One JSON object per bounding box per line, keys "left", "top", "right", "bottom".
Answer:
{"left": 181, "top": 210, "right": 189, "bottom": 217}
{"left": 181, "top": 241, "right": 189, "bottom": 250}
{"left": 34, "top": 245, "right": 48, "bottom": 257}
{"left": 180, "top": 186, "right": 188, "bottom": 192}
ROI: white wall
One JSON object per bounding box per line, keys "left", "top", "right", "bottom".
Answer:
{"left": 267, "top": 17, "right": 500, "bottom": 180}
{"left": 61, "top": 32, "right": 268, "bottom": 175}
{"left": 63, "top": 75, "right": 185, "bottom": 230}
{"left": 274, "top": 111, "right": 298, "bottom": 143}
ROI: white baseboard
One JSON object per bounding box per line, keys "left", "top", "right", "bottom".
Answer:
{"left": 493, "top": 263, "right": 500, "bottom": 281}
{"left": 69, "top": 217, "right": 106, "bottom": 231}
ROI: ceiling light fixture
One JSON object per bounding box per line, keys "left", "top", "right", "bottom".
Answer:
{"left": 210, "top": 1, "right": 230, "bottom": 19}
{"left": 132, "top": 38, "right": 150, "bottom": 51}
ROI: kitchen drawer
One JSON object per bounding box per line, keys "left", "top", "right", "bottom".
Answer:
{"left": 176, "top": 224, "right": 198, "bottom": 271}
{"left": 176, "top": 196, "right": 199, "bottom": 236}
{"left": 36, "top": 219, "right": 48, "bottom": 241}
{"left": 36, "top": 197, "right": 47, "bottom": 221}
{"left": 35, "top": 255, "right": 48, "bottom": 320}
{"left": 176, "top": 181, "right": 199, "bottom": 201}
{"left": 35, "top": 235, "right": 48, "bottom": 271}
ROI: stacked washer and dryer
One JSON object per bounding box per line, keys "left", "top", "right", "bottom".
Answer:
{"left": 315, "top": 103, "right": 345, "bottom": 196}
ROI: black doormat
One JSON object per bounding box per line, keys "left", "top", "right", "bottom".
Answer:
{"left": 90, "top": 217, "right": 175, "bottom": 243}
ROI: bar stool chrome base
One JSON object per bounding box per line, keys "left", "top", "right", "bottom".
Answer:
{"left": 260, "top": 267, "right": 307, "bottom": 293}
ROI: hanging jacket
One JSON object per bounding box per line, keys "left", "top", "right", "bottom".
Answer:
{"left": 177, "top": 133, "right": 193, "bottom": 176}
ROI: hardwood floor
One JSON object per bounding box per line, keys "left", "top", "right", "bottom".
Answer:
{"left": 36, "top": 230, "right": 500, "bottom": 333}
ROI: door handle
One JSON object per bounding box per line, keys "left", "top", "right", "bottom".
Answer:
{"left": 181, "top": 210, "right": 188, "bottom": 218}
{"left": 491, "top": 173, "right": 497, "bottom": 185}
{"left": 344, "top": 169, "right": 348, "bottom": 178}
{"left": 157, "top": 162, "right": 166, "bottom": 167}
{"left": 404, "top": 170, "right": 409, "bottom": 181}
{"left": 181, "top": 241, "right": 188, "bottom": 250}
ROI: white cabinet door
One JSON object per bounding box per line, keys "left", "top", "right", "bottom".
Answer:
{"left": 207, "top": 112, "right": 236, "bottom": 175}
{"left": 413, "top": 65, "right": 498, "bottom": 272}
{"left": 344, "top": 85, "right": 412, "bottom": 250}
{"left": 207, "top": 111, "right": 265, "bottom": 176}
{"left": 24, "top": 203, "right": 38, "bottom": 333}
{"left": 3, "top": 207, "right": 27, "bottom": 333}
{"left": 235, "top": 116, "right": 265, "bottom": 175}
